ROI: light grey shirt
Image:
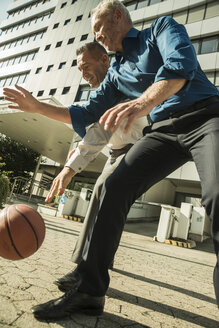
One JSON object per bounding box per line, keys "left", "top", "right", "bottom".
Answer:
{"left": 65, "top": 117, "right": 147, "bottom": 173}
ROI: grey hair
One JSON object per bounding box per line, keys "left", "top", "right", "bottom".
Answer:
{"left": 91, "top": 0, "right": 132, "bottom": 26}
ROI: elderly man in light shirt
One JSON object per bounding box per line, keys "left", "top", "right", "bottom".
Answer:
{"left": 45, "top": 42, "right": 147, "bottom": 292}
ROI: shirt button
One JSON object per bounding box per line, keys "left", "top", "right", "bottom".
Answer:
{"left": 139, "top": 78, "right": 143, "bottom": 82}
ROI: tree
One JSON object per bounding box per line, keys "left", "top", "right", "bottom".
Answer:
{"left": 0, "top": 157, "right": 10, "bottom": 208}
{"left": 0, "top": 134, "right": 40, "bottom": 182}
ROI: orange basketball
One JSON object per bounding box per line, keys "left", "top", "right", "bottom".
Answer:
{"left": 0, "top": 204, "right": 45, "bottom": 260}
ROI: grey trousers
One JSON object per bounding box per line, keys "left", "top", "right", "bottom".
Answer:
{"left": 71, "top": 150, "right": 128, "bottom": 264}
{"left": 75, "top": 101, "right": 219, "bottom": 307}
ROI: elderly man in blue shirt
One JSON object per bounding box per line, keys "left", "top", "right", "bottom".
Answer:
{"left": 4, "top": 0, "right": 219, "bottom": 320}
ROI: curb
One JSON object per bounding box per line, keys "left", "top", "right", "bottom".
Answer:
{"left": 153, "top": 236, "right": 196, "bottom": 248}
{"left": 62, "top": 215, "right": 84, "bottom": 223}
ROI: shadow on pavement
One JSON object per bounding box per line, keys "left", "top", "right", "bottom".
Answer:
{"left": 35, "top": 311, "right": 150, "bottom": 328}
{"left": 107, "top": 287, "right": 218, "bottom": 328}
{"left": 120, "top": 242, "right": 214, "bottom": 268}
{"left": 112, "top": 268, "right": 216, "bottom": 305}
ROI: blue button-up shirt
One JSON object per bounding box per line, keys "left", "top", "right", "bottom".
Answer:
{"left": 69, "top": 16, "right": 219, "bottom": 138}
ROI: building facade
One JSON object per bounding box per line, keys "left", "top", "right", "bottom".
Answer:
{"left": 0, "top": 0, "right": 219, "bottom": 209}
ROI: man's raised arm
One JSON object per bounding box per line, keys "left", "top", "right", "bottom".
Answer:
{"left": 3, "top": 85, "right": 71, "bottom": 124}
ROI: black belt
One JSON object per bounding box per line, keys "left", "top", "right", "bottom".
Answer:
{"left": 170, "top": 95, "right": 219, "bottom": 119}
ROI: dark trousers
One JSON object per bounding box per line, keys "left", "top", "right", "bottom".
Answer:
{"left": 76, "top": 102, "right": 219, "bottom": 306}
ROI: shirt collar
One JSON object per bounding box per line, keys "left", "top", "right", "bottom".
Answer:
{"left": 115, "top": 27, "right": 140, "bottom": 63}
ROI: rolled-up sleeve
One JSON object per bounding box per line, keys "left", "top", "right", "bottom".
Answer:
{"left": 68, "top": 72, "right": 123, "bottom": 138}
{"left": 153, "top": 17, "right": 198, "bottom": 84}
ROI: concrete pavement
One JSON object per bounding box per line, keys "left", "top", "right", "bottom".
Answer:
{"left": 0, "top": 213, "right": 218, "bottom": 328}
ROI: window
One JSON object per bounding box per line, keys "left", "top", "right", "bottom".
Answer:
{"left": 49, "top": 88, "right": 56, "bottom": 96}
{"left": 191, "top": 40, "right": 200, "bottom": 54}
{"left": 61, "top": 2, "right": 67, "bottom": 8}
{"left": 68, "top": 37, "right": 75, "bottom": 44}
{"left": 71, "top": 0, "right": 77, "bottom": 4}
{"left": 64, "top": 19, "right": 71, "bottom": 25}
{"left": 76, "top": 15, "right": 83, "bottom": 22}
{"left": 59, "top": 62, "right": 66, "bottom": 69}
{"left": 11, "top": 75, "right": 19, "bottom": 85}
{"left": 20, "top": 54, "right": 28, "bottom": 63}
{"left": 75, "top": 85, "right": 91, "bottom": 101}
{"left": 45, "top": 44, "right": 51, "bottom": 50}
{"left": 205, "top": 70, "right": 219, "bottom": 88}
{"left": 205, "top": 72, "right": 214, "bottom": 84}
{"left": 80, "top": 34, "right": 88, "bottom": 41}
{"left": 172, "top": 10, "right": 187, "bottom": 25}
{"left": 72, "top": 59, "right": 77, "bottom": 67}
{"left": 56, "top": 41, "right": 62, "bottom": 47}
{"left": 17, "top": 72, "right": 28, "bottom": 84}
{"left": 7, "top": 58, "right": 15, "bottom": 66}
{"left": 137, "top": 0, "right": 149, "bottom": 9}
{"left": 200, "top": 37, "right": 218, "bottom": 54}
{"left": 0, "top": 78, "right": 6, "bottom": 88}
{"left": 62, "top": 86, "right": 70, "bottom": 94}
{"left": 36, "top": 67, "right": 42, "bottom": 74}
{"left": 187, "top": 5, "right": 205, "bottom": 24}
{"left": 53, "top": 23, "right": 59, "bottom": 29}
{"left": 47, "top": 64, "right": 53, "bottom": 71}
{"left": 149, "top": 0, "right": 161, "bottom": 5}
{"left": 37, "top": 90, "right": 44, "bottom": 96}
{"left": 125, "top": 1, "right": 136, "bottom": 11}
{"left": 205, "top": 2, "right": 219, "bottom": 20}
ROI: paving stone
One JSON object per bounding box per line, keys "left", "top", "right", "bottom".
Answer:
{"left": 0, "top": 213, "right": 219, "bottom": 328}
{"left": 0, "top": 295, "right": 20, "bottom": 325}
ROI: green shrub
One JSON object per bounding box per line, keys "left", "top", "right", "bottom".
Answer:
{"left": 0, "top": 174, "right": 10, "bottom": 208}
{"left": 0, "top": 157, "right": 10, "bottom": 208}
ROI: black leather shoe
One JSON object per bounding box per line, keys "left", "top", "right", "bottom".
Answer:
{"left": 32, "top": 290, "right": 105, "bottom": 320}
{"left": 54, "top": 269, "right": 81, "bottom": 292}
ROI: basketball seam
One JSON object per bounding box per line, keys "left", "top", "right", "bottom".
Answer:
{"left": 15, "top": 206, "right": 39, "bottom": 251}
{"left": 5, "top": 207, "right": 24, "bottom": 259}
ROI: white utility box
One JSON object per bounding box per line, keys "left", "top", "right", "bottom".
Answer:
{"left": 172, "top": 202, "right": 193, "bottom": 240}
{"left": 74, "top": 188, "right": 92, "bottom": 217}
{"left": 156, "top": 205, "right": 180, "bottom": 242}
{"left": 57, "top": 189, "right": 79, "bottom": 216}
{"left": 189, "top": 206, "right": 211, "bottom": 241}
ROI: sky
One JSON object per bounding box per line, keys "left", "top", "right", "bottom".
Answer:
{"left": 0, "top": 0, "right": 14, "bottom": 24}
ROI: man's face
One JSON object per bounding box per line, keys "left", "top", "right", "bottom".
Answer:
{"left": 92, "top": 11, "right": 123, "bottom": 52}
{"left": 77, "top": 50, "right": 109, "bottom": 88}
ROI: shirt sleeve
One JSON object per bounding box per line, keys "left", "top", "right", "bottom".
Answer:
{"left": 65, "top": 122, "right": 112, "bottom": 173}
{"left": 68, "top": 71, "right": 124, "bottom": 138}
{"left": 152, "top": 16, "right": 198, "bottom": 85}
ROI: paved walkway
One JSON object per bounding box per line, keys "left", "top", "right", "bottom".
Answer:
{"left": 0, "top": 213, "right": 218, "bottom": 328}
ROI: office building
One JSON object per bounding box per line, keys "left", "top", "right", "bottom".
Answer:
{"left": 0, "top": 0, "right": 219, "bottom": 211}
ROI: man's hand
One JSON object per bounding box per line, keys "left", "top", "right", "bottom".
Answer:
{"left": 3, "top": 84, "right": 72, "bottom": 123}
{"left": 45, "top": 167, "right": 76, "bottom": 203}
{"left": 99, "top": 98, "right": 150, "bottom": 133}
{"left": 99, "top": 79, "right": 187, "bottom": 133}
{"left": 3, "top": 85, "right": 40, "bottom": 113}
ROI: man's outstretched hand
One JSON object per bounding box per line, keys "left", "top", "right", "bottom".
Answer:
{"left": 3, "top": 85, "right": 40, "bottom": 113}
{"left": 45, "top": 166, "right": 76, "bottom": 203}
{"left": 99, "top": 98, "right": 150, "bottom": 133}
